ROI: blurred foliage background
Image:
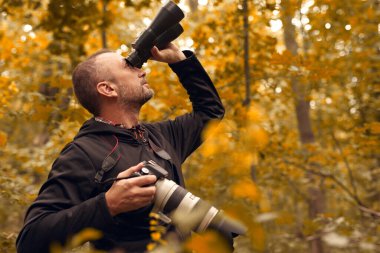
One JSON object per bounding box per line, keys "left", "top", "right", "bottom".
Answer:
{"left": 0, "top": 0, "right": 379, "bottom": 252}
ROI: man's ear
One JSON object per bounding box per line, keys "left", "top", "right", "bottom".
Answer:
{"left": 97, "top": 81, "right": 118, "bottom": 98}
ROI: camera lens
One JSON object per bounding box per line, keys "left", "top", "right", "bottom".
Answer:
{"left": 153, "top": 179, "right": 247, "bottom": 237}
{"left": 144, "top": 160, "right": 247, "bottom": 237}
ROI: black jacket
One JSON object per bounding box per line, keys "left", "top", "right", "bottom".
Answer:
{"left": 16, "top": 51, "right": 224, "bottom": 253}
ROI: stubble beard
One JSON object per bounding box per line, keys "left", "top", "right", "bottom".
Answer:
{"left": 141, "top": 86, "right": 154, "bottom": 104}
{"left": 119, "top": 85, "right": 154, "bottom": 110}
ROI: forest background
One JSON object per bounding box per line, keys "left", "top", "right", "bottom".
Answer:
{"left": 0, "top": 0, "right": 379, "bottom": 252}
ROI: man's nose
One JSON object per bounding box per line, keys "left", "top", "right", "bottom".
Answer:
{"left": 138, "top": 69, "right": 146, "bottom": 78}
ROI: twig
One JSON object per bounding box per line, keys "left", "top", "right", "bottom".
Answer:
{"left": 358, "top": 205, "right": 380, "bottom": 218}
{"left": 330, "top": 129, "right": 359, "bottom": 202}
{"left": 279, "top": 171, "right": 310, "bottom": 200}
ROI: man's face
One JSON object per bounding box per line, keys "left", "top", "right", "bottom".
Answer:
{"left": 96, "top": 52, "right": 154, "bottom": 107}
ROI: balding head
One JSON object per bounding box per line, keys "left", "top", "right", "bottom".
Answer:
{"left": 72, "top": 49, "right": 113, "bottom": 116}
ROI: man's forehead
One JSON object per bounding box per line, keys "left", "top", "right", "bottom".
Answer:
{"left": 96, "top": 52, "right": 123, "bottom": 63}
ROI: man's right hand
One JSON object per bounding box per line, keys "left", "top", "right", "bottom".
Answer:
{"left": 105, "top": 163, "right": 157, "bottom": 217}
{"left": 150, "top": 43, "right": 186, "bottom": 64}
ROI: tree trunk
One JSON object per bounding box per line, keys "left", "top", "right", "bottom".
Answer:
{"left": 101, "top": 0, "right": 108, "bottom": 49}
{"left": 240, "top": 0, "right": 258, "bottom": 185}
{"left": 187, "top": 0, "right": 198, "bottom": 12}
{"left": 281, "top": 3, "right": 325, "bottom": 253}
{"left": 242, "top": 0, "right": 251, "bottom": 106}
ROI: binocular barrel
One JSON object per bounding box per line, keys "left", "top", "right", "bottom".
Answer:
{"left": 126, "top": 1, "right": 185, "bottom": 68}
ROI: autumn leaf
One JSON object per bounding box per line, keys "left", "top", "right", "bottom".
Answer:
{"left": 368, "top": 122, "right": 380, "bottom": 135}
{"left": 184, "top": 230, "right": 231, "bottom": 253}
{"left": 230, "top": 179, "right": 259, "bottom": 202}
{"left": 0, "top": 131, "right": 7, "bottom": 147}
{"left": 69, "top": 228, "right": 103, "bottom": 248}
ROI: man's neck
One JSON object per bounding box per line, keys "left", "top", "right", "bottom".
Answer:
{"left": 98, "top": 107, "right": 140, "bottom": 129}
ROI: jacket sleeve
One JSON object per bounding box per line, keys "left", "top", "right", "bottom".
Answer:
{"left": 152, "top": 50, "right": 225, "bottom": 163}
{"left": 16, "top": 143, "right": 114, "bottom": 253}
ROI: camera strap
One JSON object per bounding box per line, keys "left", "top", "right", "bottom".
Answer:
{"left": 146, "top": 130, "right": 185, "bottom": 186}
{"left": 95, "top": 135, "right": 121, "bottom": 183}
{"left": 148, "top": 138, "right": 171, "bottom": 161}
{"left": 93, "top": 135, "right": 174, "bottom": 184}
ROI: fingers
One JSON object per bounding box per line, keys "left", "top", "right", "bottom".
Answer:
{"left": 116, "top": 163, "right": 157, "bottom": 186}
{"left": 150, "top": 43, "right": 185, "bottom": 64}
{"left": 114, "top": 162, "right": 157, "bottom": 194}
{"left": 105, "top": 162, "right": 159, "bottom": 216}
{"left": 117, "top": 162, "right": 145, "bottom": 178}
{"left": 151, "top": 46, "right": 161, "bottom": 59}
{"left": 150, "top": 46, "right": 168, "bottom": 62}
{"left": 132, "top": 185, "right": 156, "bottom": 198}
{"left": 129, "top": 175, "right": 157, "bottom": 186}
{"left": 151, "top": 43, "right": 176, "bottom": 57}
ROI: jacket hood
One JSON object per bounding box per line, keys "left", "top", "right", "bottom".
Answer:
{"left": 74, "top": 118, "right": 147, "bottom": 145}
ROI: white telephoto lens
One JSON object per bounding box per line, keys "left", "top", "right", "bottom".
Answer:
{"left": 153, "top": 179, "right": 179, "bottom": 212}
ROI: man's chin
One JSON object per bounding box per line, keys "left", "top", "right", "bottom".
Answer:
{"left": 143, "top": 89, "right": 154, "bottom": 103}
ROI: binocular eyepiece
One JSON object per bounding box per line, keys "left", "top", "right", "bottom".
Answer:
{"left": 126, "top": 1, "right": 185, "bottom": 68}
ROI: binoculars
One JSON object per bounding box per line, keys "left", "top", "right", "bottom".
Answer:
{"left": 125, "top": 1, "right": 185, "bottom": 68}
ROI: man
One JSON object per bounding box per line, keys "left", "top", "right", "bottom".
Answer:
{"left": 16, "top": 43, "right": 224, "bottom": 253}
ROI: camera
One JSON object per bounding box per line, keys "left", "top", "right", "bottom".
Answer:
{"left": 136, "top": 160, "right": 247, "bottom": 238}
{"left": 125, "top": 1, "right": 185, "bottom": 68}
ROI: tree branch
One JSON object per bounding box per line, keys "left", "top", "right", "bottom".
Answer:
{"left": 279, "top": 171, "right": 310, "bottom": 201}
{"left": 282, "top": 158, "right": 380, "bottom": 219}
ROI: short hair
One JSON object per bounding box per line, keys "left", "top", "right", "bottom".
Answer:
{"left": 72, "top": 49, "right": 113, "bottom": 116}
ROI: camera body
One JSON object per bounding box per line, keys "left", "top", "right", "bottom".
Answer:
{"left": 137, "top": 160, "right": 247, "bottom": 238}
{"left": 133, "top": 160, "right": 168, "bottom": 178}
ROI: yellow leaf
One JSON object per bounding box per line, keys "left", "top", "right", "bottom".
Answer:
{"left": 70, "top": 228, "right": 103, "bottom": 248}
{"left": 202, "top": 119, "right": 224, "bottom": 140}
{"left": 247, "top": 106, "right": 263, "bottom": 123}
{"left": 146, "top": 242, "right": 157, "bottom": 251}
{"left": 250, "top": 223, "right": 266, "bottom": 251}
{"left": 149, "top": 219, "right": 158, "bottom": 226}
{"left": 230, "top": 179, "right": 259, "bottom": 202}
{"left": 227, "top": 152, "right": 256, "bottom": 176}
{"left": 368, "top": 122, "right": 380, "bottom": 135}
{"left": 245, "top": 125, "right": 269, "bottom": 150}
{"left": 184, "top": 230, "right": 231, "bottom": 253}
{"left": 31, "top": 104, "right": 53, "bottom": 121}
{"left": 151, "top": 231, "right": 161, "bottom": 241}
{"left": 200, "top": 141, "right": 219, "bottom": 157}
{"left": 0, "top": 131, "right": 7, "bottom": 147}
